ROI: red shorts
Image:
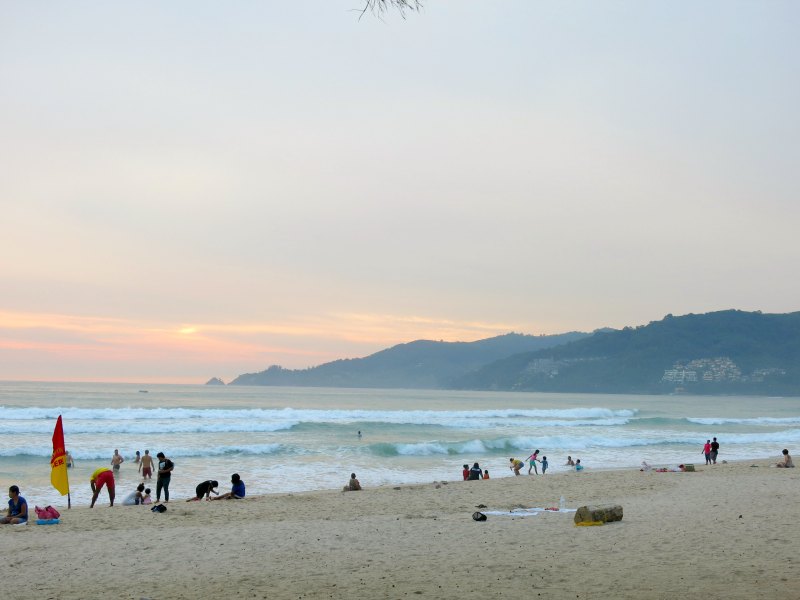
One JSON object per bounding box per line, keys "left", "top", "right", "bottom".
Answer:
{"left": 95, "top": 470, "right": 115, "bottom": 491}
{"left": 142, "top": 467, "right": 152, "bottom": 478}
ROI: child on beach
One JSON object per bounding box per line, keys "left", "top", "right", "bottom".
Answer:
{"left": 776, "top": 449, "right": 794, "bottom": 468}
{"left": 142, "top": 488, "right": 152, "bottom": 504}
{"left": 541, "top": 456, "right": 548, "bottom": 475}
{"left": 526, "top": 450, "right": 540, "bottom": 475}
{"left": 482, "top": 470, "right": 490, "bottom": 480}
{"left": 462, "top": 465, "right": 470, "bottom": 481}
{"left": 574, "top": 459, "right": 584, "bottom": 471}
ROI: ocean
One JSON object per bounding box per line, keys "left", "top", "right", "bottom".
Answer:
{"left": 1, "top": 381, "right": 797, "bottom": 507}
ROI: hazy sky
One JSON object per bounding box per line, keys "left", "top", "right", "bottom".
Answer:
{"left": 2, "top": 1, "right": 799, "bottom": 383}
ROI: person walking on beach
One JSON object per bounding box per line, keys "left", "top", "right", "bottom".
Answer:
{"left": 541, "top": 456, "right": 548, "bottom": 475}
{"left": 156, "top": 452, "right": 174, "bottom": 502}
{"left": 0, "top": 485, "right": 28, "bottom": 524}
{"left": 509, "top": 458, "right": 524, "bottom": 476}
{"left": 702, "top": 440, "right": 712, "bottom": 465}
{"left": 139, "top": 449, "right": 154, "bottom": 480}
{"left": 526, "top": 449, "right": 540, "bottom": 475}
{"left": 710, "top": 437, "right": 720, "bottom": 464}
{"left": 90, "top": 467, "right": 116, "bottom": 507}
{"left": 111, "top": 449, "right": 124, "bottom": 472}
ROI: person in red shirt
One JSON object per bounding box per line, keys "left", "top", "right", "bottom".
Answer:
{"left": 702, "top": 440, "right": 712, "bottom": 465}
{"left": 462, "top": 465, "right": 469, "bottom": 481}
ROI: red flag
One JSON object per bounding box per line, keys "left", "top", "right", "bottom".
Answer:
{"left": 50, "top": 415, "right": 70, "bottom": 495}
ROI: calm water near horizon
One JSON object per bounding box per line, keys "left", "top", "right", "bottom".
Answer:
{"left": 1, "top": 381, "right": 798, "bottom": 506}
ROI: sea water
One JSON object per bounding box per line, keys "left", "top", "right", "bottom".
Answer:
{"left": 0, "top": 381, "right": 798, "bottom": 506}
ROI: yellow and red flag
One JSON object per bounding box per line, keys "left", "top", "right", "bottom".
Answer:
{"left": 50, "top": 415, "right": 70, "bottom": 495}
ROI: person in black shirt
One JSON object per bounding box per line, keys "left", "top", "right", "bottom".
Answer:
{"left": 186, "top": 480, "right": 219, "bottom": 502}
{"left": 468, "top": 462, "right": 483, "bottom": 480}
{"left": 710, "top": 437, "right": 720, "bottom": 464}
{"left": 156, "top": 452, "right": 174, "bottom": 502}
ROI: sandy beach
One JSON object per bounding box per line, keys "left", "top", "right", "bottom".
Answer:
{"left": 2, "top": 459, "right": 798, "bottom": 600}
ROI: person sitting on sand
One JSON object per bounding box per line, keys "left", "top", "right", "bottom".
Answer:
{"left": 462, "top": 464, "right": 469, "bottom": 481}
{"left": 187, "top": 480, "right": 220, "bottom": 501}
{"left": 0, "top": 485, "right": 28, "bottom": 524}
{"left": 509, "top": 458, "right": 524, "bottom": 476}
{"left": 122, "top": 483, "right": 146, "bottom": 505}
{"left": 776, "top": 449, "right": 794, "bottom": 468}
{"left": 468, "top": 462, "right": 483, "bottom": 480}
{"left": 343, "top": 473, "right": 362, "bottom": 491}
{"left": 211, "top": 474, "right": 246, "bottom": 500}
{"left": 90, "top": 467, "right": 116, "bottom": 508}
{"left": 574, "top": 459, "right": 584, "bottom": 471}
{"left": 482, "top": 470, "right": 490, "bottom": 480}
{"left": 142, "top": 488, "right": 152, "bottom": 504}
{"left": 565, "top": 456, "right": 575, "bottom": 466}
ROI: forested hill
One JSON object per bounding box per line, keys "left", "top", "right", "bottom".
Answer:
{"left": 228, "top": 332, "right": 589, "bottom": 389}
{"left": 454, "top": 310, "right": 800, "bottom": 395}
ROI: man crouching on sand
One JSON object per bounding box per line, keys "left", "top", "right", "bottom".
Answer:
{"left": 211, "top": 474, "right": 246, "bottom": 500}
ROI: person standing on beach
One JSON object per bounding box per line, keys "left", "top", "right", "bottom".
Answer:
{"left": 710, "top": 437, "right": 720, "bottom": 464}
{"left": 541, "top": 456, "right": 548, "bottom": 475}
{"left": 702, "top": 440, "right": 712, "bottom": 465}
{"left": 526, "top": 449, "right": 540, "bottom": 475}
{"left": 90, "top": 467, "right": 115, "bottom": 508}
{"left": 156, "top": 452, "right": 174, "bottom": 502}
{"left": 0, "top": 485, "right": 28, "bottom": 524}
{"left": 139, "top": 449, "right": 154, "bottom": 480}
{"left": 111, "top": 449, "right": 124, "bottom": 473}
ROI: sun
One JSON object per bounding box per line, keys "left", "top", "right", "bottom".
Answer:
{"left": 179, "top": 327, "right": 197, "bottom": 335}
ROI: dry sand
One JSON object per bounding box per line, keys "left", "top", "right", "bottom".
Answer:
{"left": 3, "top": 459, "right": 799, "bottom": 599}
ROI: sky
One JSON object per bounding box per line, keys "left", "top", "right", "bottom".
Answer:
{"left": 1, "top": 1, "right": 799, "bottom": 383}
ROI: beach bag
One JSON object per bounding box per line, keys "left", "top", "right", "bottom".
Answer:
{"left": 151, "top": 504, "right": 167, "bottom": 513}
{"left": 472, "top": 512, "right": 487, "bottom": 521}
{"left": 35, "top": 505, "right": 60, "bottom": 519}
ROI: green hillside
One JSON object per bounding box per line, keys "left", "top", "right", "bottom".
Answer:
{"left": 228, "top": 331, "right": 588, "bottom": 388}
{"left": 455, "top": 310, "right": 800, "bottom": 395}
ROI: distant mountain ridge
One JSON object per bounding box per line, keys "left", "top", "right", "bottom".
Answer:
{"left": 228, "top": 332, "right": 589, "bottom": 389}
{"left": 455, "top": 310, "right": 800, "bottom": 395}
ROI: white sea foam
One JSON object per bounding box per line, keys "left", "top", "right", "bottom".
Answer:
{"left": 0, "top": 443, "right": 286, "bottom": 460}
{"left": 688, "top": 416, "right": 800, "bottom": 426}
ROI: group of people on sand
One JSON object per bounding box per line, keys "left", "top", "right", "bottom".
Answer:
{"left": 462, "top": 463, "right": 490, "bottom": 480}
{"left": 89, "top": 450, "right": 175, "bottom": 508}
{"left": 701, "top": 438, "right": 721, "bottom": 465}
